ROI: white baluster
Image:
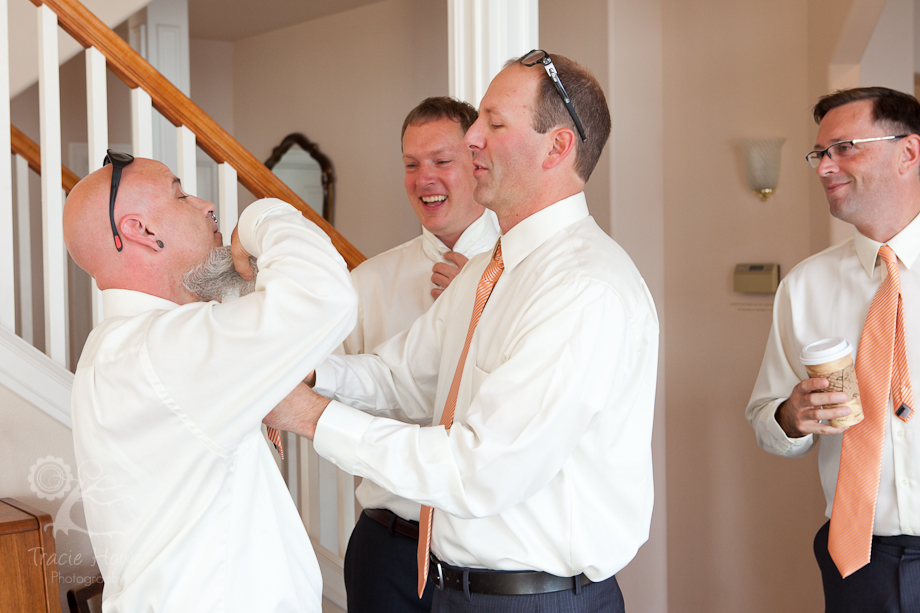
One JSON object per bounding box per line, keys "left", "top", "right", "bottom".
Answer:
{"left": 14, "top": 155, "right": 32, "bottom": 345}
{"left": 302, "top": 439, "right": 322, "bottom": 538}
{"left": 86, "top": 46, "right": 107, "bottom": 327}
{"left": 337, "top": 467, "right": 356, "bottom": 557}
{"left": 176, "top": 125, "right": 196, "bottom": 195}
{"left": 283, "top": 431, "right": 300, "bottom": 512}
{"left": 131, "top": 88, "right": 153, "bottom": 158}
{"left": 86, "top": 48, "right": 108, "bottom": 173}
{"left": 38, "top": 4, "right": 67, "bottom": 367}
{"left": 0, "top": 0, "right": 13, "bottom": 333}
{"left": 217, "top": 162, "right": 237, "bottom": 239}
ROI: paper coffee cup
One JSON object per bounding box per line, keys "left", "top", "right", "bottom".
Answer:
{"left": 801, "top": 338, "right": 863, "bottom": 428}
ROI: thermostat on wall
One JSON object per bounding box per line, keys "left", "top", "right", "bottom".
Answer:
{"left": 734, "top": 263, "right": 779, "bottom": 294}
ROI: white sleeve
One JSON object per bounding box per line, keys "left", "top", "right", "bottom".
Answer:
{"left": 746, "top": 277, "right": 815, "bottom": 458}
{"left": 144, "top": 198, "right": 358, "bottom": 451}
{"left": 315, "top": 279, "right": 655, "bottom": 519}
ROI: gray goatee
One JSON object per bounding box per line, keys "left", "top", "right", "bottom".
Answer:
{"left": 182, "top": 246, "right": 258, "bottom": 302}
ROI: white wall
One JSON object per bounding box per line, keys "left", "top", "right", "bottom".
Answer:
{"left": 231, "top": 0, "right": 448, "bottom": 259}
{"left": 862, "top": 0, "right": 914, "bottom": 94}
{"left": 0, "top": 384, "right": 95, "bottom": 611}
{"left": 603, "top": 0, "right": 668, "bottom": 610}
{"left": 190, "top": 38, "right": 235, "bottom": 136}
{"left": 662, "top": 0, "right": 825, "bottom": 610}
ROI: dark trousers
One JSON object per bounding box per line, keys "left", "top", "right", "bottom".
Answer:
{"left": 814, "top": 520, "right": 920, "bottom": 612}
{"left": 344, "top": 510, "right": 434, "bottom": 613}
{"left": 429, "top": 564, "right": 624, "bottom": 613}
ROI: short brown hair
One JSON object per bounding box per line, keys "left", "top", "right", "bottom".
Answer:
{"left": 509, "top": 53, "right": 611, "bottom": 182}
{"left": 813, "top": 87, "right": 920, "bottom": 135}
{"left": 401, "top": 97, "right": 479, "bottom": 145}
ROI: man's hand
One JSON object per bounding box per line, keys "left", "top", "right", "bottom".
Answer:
{"left": 263, "top": 382, "right": 331, "bottom": 440}
{"left": 431, "top": 252, "right": 469, "bottom": 299}
{"left": 230, "top": 225, "right": 255, "bottom": 281}
{"left": 776, "top": 378, "right": 851, "bottom": 438}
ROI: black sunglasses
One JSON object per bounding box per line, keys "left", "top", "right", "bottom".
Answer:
{"left": 102, "top": 149, "right": 135, "bottom": 252}
{"left": 520, "top": 49, "right": 587, "bottom": 142}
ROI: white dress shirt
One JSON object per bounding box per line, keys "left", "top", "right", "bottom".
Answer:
{"left": 343, "top": 209, "right": 500, "bottom": 520}
{"left": 313, "top": 193, "right": 659, "bottom": 581}
{"left": 747, "top": 211, "right": 920, "bottom": 536}
{"left": 71, "top": 199, "right": 357, "bottom": 612}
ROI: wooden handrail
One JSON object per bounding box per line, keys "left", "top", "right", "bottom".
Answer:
{"left": 28, "top": 0, "right": 365, "bottom": 269}
{"left": 10, "top": 125, "right": 80, "bottom": 194}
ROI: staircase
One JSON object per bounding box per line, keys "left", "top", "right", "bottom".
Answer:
{"left": 0, "top": 0, "right": 364, "bottom": 607}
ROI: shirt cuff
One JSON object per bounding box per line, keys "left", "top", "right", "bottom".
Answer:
{"left": 761, "top": 398, "right": 814, "bottom": 456}
{"left": 313, "top": 359, "right": 338, "bottom": 398}
{"left": 313, "top": 400, "right": 374, "bottom": 474}
{"left": 236, "top": 198, "right": 291, "bottom": 257}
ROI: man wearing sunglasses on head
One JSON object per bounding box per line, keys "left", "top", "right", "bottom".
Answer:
{"left": 748, "top": 87, "right": 920, "bottom": 612}
{"left": 266, "top": 52, "right": 658, "bottom": 612}
{"left": 63, "top": 154, "right": 357, "bottom": 612}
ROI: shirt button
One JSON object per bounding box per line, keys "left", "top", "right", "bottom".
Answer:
{"left": 903, "top": 479, "right": 910, "bottom": 487}
{"left": 899, "top": 429, "right": 906, "bottom": 437}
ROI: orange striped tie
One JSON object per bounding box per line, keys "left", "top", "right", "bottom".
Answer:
{"left": 829, "top": 245, "right": 913, "bottom": 577}
{"left": 267, "top": 427, "right": 284, "bottom": 459}
{"left": 416, "top": 241, "right": 503, "bottom": 597}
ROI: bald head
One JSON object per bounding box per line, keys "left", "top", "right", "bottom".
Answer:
{"left": 64, "top": 158, "right": 223, "bottom": 305}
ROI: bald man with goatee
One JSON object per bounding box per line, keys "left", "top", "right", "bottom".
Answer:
{"left": 64, "top": 152, "right": 356, "bottom": 612}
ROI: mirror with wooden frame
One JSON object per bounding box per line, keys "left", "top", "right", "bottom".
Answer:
{"left": 264, "top": 133, "right": 335, "bottom": 224}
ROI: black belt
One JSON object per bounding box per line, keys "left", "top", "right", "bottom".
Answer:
{"left": 876, "top": 533, "right": 920, "bottom": 548}
{"left": 429, "top": 554, "right": 593, "bottom": 596}
{"left": 364, "top": 508, "right": 419, "bottom": 540}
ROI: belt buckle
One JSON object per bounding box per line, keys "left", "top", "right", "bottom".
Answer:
{"left": 437, "top": 561, "right": 445, "bottom": 591}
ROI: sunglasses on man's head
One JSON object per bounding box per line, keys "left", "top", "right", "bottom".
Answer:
{"left": 102, "top": 150, "right": 135, "bottom": 252}
{"left": 520, "top": 49, "right": 587, "bottom": 142}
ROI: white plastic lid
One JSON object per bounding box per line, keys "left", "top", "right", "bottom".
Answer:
{"left": 800, "top": 337, "right": 853, "bottom": 365}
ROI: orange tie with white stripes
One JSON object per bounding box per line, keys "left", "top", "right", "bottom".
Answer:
{"left": 267, "top": 427, "right": 284, "bottom": 459}
{"left": 829, "top": 245, "right": 914, "bottom": 578}
{"left": 416, "top": 241, "right": 504, "bottom": 597}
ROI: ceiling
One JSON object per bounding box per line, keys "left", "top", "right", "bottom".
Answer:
{"left": 188, "top": 0, "right": 387, "bottom": 41}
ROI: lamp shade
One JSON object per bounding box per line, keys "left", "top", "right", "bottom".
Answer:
{"left": 738, "top": 137, "right": 785, "bottom": 200}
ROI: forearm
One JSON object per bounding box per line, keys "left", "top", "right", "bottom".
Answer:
{"left": 314, "top": 321, "right": 442, "bottom": 422}
{"left": 264, "top": 382, "right": 330, "bottom": 440}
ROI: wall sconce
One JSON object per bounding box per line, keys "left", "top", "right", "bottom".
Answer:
{"left": 738, "top": 137, "right": 785, "bottom": 201}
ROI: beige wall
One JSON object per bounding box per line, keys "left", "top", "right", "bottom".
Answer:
{"left": 231, "top": 0, "right": 448, "bottom": 259}
{"left": 663, "top": 0, "right": 826, "bottom": 611}
{"left": 540, "top": 0, "right": 612, "bottom": 234}
{"left": 0, "top": 385, "right": 96, "bottom": 611}
{"left": 10, "top": 2, "right": 911, "bottom": 612}
{"left": 190, "top": 38, "right": 235, "bottom": 135}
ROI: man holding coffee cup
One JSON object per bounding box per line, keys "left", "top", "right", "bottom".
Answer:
{"left": 747, "top": 87, "right": 920, "bottom": 612}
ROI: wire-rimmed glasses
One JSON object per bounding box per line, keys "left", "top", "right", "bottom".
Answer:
{"left": 805, "top": 135, "right": 908, "bottom": 168}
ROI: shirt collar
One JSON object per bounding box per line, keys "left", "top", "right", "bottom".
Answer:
{"left": 102, "top": 288, "right": 180, "bottom": 320}
{"left": 421, "top": 209, "right": 501, "bottom": 261}
{"left": 855, "top": 211, "right": 920, "bottom": 278}
{"left": 499, "top": 192, "right": 589, "bottom": 273}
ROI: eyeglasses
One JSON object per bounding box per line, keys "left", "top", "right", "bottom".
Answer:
{"left": 520, "top": 49, "right": 587, "bottom": 142}
{"left": 102, "top": 149, "right": 135, "bottom": 252}
{"left": 805, "top": 135, "right": 908, "bottom": 168}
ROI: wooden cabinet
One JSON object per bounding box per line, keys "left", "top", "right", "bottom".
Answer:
{"left": 0, "top": 498, "right": 61, "bottom": 613}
